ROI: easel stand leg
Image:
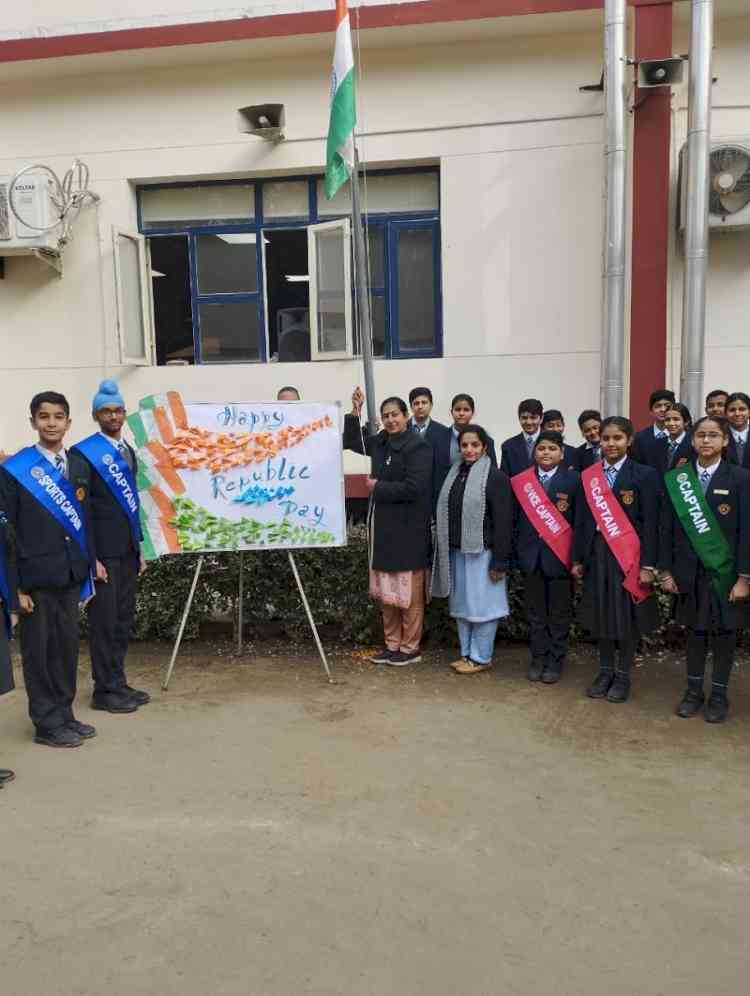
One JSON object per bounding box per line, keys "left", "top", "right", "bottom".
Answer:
{"left": 288, "top": 552, "right": 333, "bottom": 683}
{"left": 162, "top": 556, "right": 204, "bottom": 690}
{"left": 237, "top": 550, "right": 245, "bottom": 655}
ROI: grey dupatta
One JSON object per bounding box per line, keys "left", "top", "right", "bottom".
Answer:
{"left": 431, "top": 454, "right": 491, "bottom": 598}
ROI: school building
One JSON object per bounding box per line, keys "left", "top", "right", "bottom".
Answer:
{"left": 1, "top": 1, "right": 749, "bottom": 474}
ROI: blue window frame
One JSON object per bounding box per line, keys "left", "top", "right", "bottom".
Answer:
{"left": 137, "top": 168, "right": 441, "bottom": 365}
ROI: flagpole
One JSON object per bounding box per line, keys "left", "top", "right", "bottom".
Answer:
{"left": 350, "top": 145, "right": 378, "bottom": 437}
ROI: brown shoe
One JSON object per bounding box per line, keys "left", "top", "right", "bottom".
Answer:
{"left": 448, "top": 657, "right": 468, "bottom": 670}
{"left": 456, "top": 659, "right": 493, "bottom": 674}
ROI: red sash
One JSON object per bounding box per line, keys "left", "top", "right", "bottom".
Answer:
{"left": 511, "top": 467, "right": 572, "bottom": 570}
{"left": 581, "top": 463, "right": 651, "bottom": 603}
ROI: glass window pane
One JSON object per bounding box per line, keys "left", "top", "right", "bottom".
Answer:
{"left": 196, "top": 233, "right": 257, "bottom": 294}
{"left": 149, "top": 235, "right": 194, "bottom": 365}
{"left": 141, "top": 184, "right": 254, "bottom": 228}
{"left": 397, "top": 228, "right": 436, "bottom": 351}
{"left": 198, "top": 300, "right": 260, "bottom": 363}
{"left": 366, "top": 225, "right": 385, "bottom": 287}
{"left": 314, "top": 227, "right": 347, "bottom": 354}
{"left": 117, "top": 234, "right": 146, "bottom": 358}
{"left": 318, "top": 171, "right": 438, "bottom": 217}
{"left": 263, "top": 181, "right": 309, "bottom": 219}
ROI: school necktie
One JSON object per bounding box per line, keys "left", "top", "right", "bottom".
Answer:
{"left": 538, "top": 472, "right": 551, "bottom": 492}
{"left": 54, "top": 453, "right": 66, "bottom": 479}
{"left": 667, "top": 440, "right": 679, "bottom": 467}
{"left": 525, "top": 436, "right": 535, "bottom": 459}
{"left": 117, "top": 440, "right": 132, "bottom": 469}
{"left": 700, "top": 469, "right": 711, "bottom": 494}
{"left": 736, "top": 436, "right": 746, "bottom": 464}
{"left": 605, "top": 465, "right": 618, "bottom": 488}
{"left": 656, "top": 429, "right": 667, "bottom": 440}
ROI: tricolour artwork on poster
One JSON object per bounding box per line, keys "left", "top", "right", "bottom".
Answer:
{"left": 126, "top": 393, "right": 346, "bottom": 559}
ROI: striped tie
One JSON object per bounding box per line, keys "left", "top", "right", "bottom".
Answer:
{"left": 668, "top": 441, "right": 678, "bottom": 467}
{"left": 605, "top": 465, "right": 617, "bottom": 488}
{"left": 54, "top": 453, "right": 65, "bottom": 478}
{"left": 700, "top": 469, "right": 711, "bottom": 493}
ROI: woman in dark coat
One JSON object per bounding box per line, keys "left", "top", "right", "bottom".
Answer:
{"left": 659, "top": 416, "right": 750, "bottom": 723}
{"left": 344, "top": 389, "right": 433, "bottom": 666}
{"left": 432, "top": 424, "right": 513, "bottom": 674}
{"left": 0, "top": 508, "right": 18, "bottom": 788}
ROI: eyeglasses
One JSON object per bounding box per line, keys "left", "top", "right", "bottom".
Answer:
{"left": 693, "top": 432, "right": 724, "bottom": 441}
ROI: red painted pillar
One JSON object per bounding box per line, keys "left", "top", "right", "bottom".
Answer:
{"left": 629, "top": 2, "right": 673, "bottom": 426}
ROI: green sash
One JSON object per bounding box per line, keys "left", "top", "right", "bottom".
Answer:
{"left": 664, "top": 464, "right": 736, "bottom": 602}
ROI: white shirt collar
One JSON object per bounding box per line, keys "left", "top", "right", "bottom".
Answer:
{"left": 524, "top": 430, "right": 540, "bottom": 444}
{"left": 653, "top": 424, "right": 667, "bottom": 438}
{"left": 697, "top": 458, "right": 722, "bottom": 480}
{"left": 100, "top": 430, "right": 123, "bottom": 445}
{"left": 669, "top": 432, "right": 686, "bottom": 446}
{"left": 537, "top": 465, "right": 558, "bottom": 481}
{"left": 36, "top": 443, "right": 67, "bottom": 468}
{"left": 731, "top": 426, "right": 748, "bottom": 443}
{"left": 603, "top": 455, "right": 627, "bottom": 473}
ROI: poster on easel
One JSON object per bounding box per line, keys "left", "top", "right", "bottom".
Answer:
{"left": 126, "top": 393, "right": 346, "bottom": 559}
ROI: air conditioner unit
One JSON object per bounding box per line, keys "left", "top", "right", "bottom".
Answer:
{"left": 0, "top": 173, "right": 60, "bottom": 254}
{"left": 678, "top": 141, "right": 750, "bottom": 232}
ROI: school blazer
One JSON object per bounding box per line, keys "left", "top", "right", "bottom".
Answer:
{"left": 572, "top": 457, "right": 660, "bottom": 568}
{"left": 576, "top": 444, "right": 600, "bottom": 471}
{"left": 662, "top": 436, "right": 694, "bottom": 474}
{"left": 430, "top": 425, "right": 498, "bottom": 502}
{"left": 561, "top": 443, "right": 579, "bottom": 472}
{"left": 513, "top": 466, "right": 579, "bottom": 578}
{"left": 500, "top": 433, "right": 534, "bottom": 478}
{"left": 726, "top": 434, "right": 750, "bottom": 471}
{"left": 0, "top": 451, "right": 96, "bottom": 592}
{"left": 71, "top": 440, "right": 142, "bottom": 560}
{"left": 658, "top": 461, "right": 750, "bottom": 588}
{"left": 630, "top": 427, "right": 669, "bottom": 472}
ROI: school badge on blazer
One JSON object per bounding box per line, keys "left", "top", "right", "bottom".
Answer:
{"left": 717, "top": 503, "right": 731, "bottom": 516}
{"left": 555, "top": 493, "right": 569, "bottom": 513}
{"left": 676, "top": 457, "right": 688, "bottom": 467}
{"left": 619, "top": 489, "right": 635, "bottom": 506}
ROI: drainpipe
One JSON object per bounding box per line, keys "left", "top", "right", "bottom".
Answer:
{"left": 601, "top": 0, "right": 628, "bottom": 418}
{"left": 680, "top": 0, "right": 713, "bottom": 416}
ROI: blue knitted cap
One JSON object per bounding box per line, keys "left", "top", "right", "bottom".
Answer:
{"left": 92, "top": 379, "right": 125, "bottom": 412}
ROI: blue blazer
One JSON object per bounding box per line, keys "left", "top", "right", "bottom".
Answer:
{"left": 561, "top": 443, "right": 579, "bottom": 471}
{"left": 631, "top": 426, "right": 669, "bottom": 472}
{"left": 572, "top": 457, "right": 660, "bottom": 568}
{"left": 513, "top": 466, "right": 579, "bottom": 578}
{"left": 726, "top": 433, "right": 750, "bottom": 471}
{"left": 576, "top": 443, "right": 600, "bottom": 471}
{"left": 500, "top": 433, "right": 533, "bottom": 477}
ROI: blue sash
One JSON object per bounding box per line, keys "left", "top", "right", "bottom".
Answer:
{"left": 3, "top": 446, "right": 94, "bottom": 601}
{"left": 72, "top": 434, "right": 142, "bottom": 547}
{"left": 0, "top": 541, "right": 11, "bottom": 638}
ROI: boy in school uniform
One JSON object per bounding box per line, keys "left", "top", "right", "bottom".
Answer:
{"left": 661, "top": 402, "right": 693, "bottom": 472}
{"left": 630, "top": 388, "right": 676, "bottom": 470}
{"left": 0, "top": 507, "right": 18, "bottom": 785}
{"left": 540, "top": 410, "right": 579, "bottom": 470}
{"left": 705, "top": 389, "right": 729, "bottom": 419}
{"left": 70, "top": 380, "right": 149, "bottom": 714}
{"left": 576, "top": 409, "right": 602, "bottom": 470}
{"left": 0, "top": 392, "right": 97, "bottom": 748}
{"left": 500, "top": 399, "right": 544, "bottom": 477}
{"left": 725, "top": 392, "right": 750, "bottom": 470}
{"left": 512, "top": 430, "right": 578, "bottom": 684}
{"left": 408, "top": 387, "right": 450, "bottom": 509}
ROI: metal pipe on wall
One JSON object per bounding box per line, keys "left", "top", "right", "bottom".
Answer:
{"left": 680, "top": 0, "right": 714, "bottom": 416}
{"left": 601, "top": 0, "right": 628, "bottom": 418}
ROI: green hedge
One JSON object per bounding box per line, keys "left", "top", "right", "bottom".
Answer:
{"left": 127, "top": 527, "right": 694, "bottom": 648}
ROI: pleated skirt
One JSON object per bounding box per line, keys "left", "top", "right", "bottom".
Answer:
{"left": 673, "top": 562, "right": 749, "bottom": 633}
{"left": 577, "top": 535, "right": 659, "bottom": 641}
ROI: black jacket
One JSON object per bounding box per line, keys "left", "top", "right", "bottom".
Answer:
{"left": 572, "top": 457, "right": 660, "bottom": 568}
{"left": 442, "top": 464, "right": 513, "bottom": 572}
{"left": 412, "top": 419, "right": 452, "bottom": 510}
{"left": 631, "top": 426, "right": 669, "bottom": 472}
{"left": 0, "top": 450, "right": 96, "bottom": 592}
{"left": 500, "top": 432, "right": 535, "bottom": 478}
{"left": 343, "top": 415, "right": 432, "bottom": 572}
{"left": 658, "top": 461, "right": 750, "bottom": 588}
{"left": 561, "top": 443, "right": 580, "bottom": 472}
{"left": 70, "top": 439, "right": 142, "bottom": 560}
{"left": 0, "top": 511, "right": 18, "bottom": 612}
{"left": 726, "top": 433, "right": 750, "bottom": 471}
{"left": 662, "top": 435, "right": 693, "bottom": 474}
{"left": 576, "top": 443, "right": 601, "bottom": 471}
{"left": 513, "top": 466, "right": 578, "bottom": 577}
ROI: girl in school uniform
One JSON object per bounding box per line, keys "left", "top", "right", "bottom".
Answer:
{"left": 572, "top": 416, "right": 661, "bottom": 703}
{"left": 725, "top": 391, "right": 750, "bottom": 470}
{"left": 659, "top": 416, "right": 750, "bottom": 723}
{"left": 662, "top": 402, "right": 693, "bottom": 472}
{"left": 0, "top": 509, "right": 18, "bottom": 788}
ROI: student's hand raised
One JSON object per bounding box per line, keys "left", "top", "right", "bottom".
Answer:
{"left": 351, "top": 386, "right": 365, "bottom": 417}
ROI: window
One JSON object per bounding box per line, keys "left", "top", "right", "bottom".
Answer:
{"left": 138, "top": 168, "right": 441, "bottom": 365}
{"left": 112, "top": 228, "right": 153, "bottom": 364}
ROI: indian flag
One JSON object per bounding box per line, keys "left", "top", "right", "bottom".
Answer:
{"left": 325, "top": 0, "right": 356, "bottom": 200}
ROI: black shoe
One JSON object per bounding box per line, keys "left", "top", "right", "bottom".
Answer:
{"left": 388, "top": 651, "right": 421, "bottom": 666}
{"left": 67, "top": 720, "right": 97, "bottom": 739}
{"left": 369, "top": 647, "right": 396, "bottom": 664}
{"left": 91, "top": 693, "right": 139, "bottom": 714}
{"left": 527, "top": 659, "right": 545, "bottom": 682}
{"left": 607, "top": 674, "right": 631, "bottom": 703}
{"left": 587, "top": 670, "right": 614, "bottom": 698}
{"left": 34, "top": 727, "right": 83, "bottom": 748}
{"left": 541, "top": 665, "right": 562, "bottom": 684}
{"left": 704, "top": 694, "right": 729, "bottom": 724}
{"left": 0, "top": 769, "right": 15, "bottom": 784}
{"left": 675, "top": 688, "right": 704, "bottom": 719}
{"left": 125, "top": 685, "right": 151, "bottom": 706}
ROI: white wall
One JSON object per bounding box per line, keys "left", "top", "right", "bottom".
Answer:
{"left": 0, "top": 25, "right": 607, "bottom": 461}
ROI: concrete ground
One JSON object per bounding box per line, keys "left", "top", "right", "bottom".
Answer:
{"left": 1, "top": 640, "right": 749, "bottom": 996}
